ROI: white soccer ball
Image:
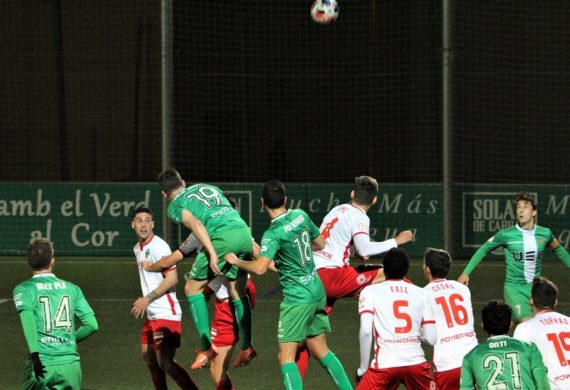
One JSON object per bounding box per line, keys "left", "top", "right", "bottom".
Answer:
{"left": 310, "top": 0, "right": 339, "bottom": 25}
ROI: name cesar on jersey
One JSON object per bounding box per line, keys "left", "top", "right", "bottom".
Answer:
{"left": 284, "top": 215, "right": 305, "bottom": 233}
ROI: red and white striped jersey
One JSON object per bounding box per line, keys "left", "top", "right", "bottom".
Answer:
{"left": 133, "top": 235, "right": 181, "bottom": 321}
{"left": 424, "top": 279, "right": 478, "bottom": 372}
{"left": 359, "top": 279, "right": 435, "bottom": 369}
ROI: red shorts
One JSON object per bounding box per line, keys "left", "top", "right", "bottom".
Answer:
{"left": 434, "top": 367, "right": 460, "bottom": 390}
{"left": 211, "top": 299, "right": 238, "bottom": 347}
{"left": 210, "top": 278, "right": 257, "bottom": 348}
{"left": 317, "top": 266, "right": 379, "bottom": 301}
{"left": 140, "top": 318, "right": 182, "bottom": 350}
{"left": 356, "top": 362, "right": 438, "bottom": 390}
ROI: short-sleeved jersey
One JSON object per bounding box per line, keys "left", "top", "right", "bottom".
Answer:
{"left": 13, "top": 274, "right": 95, "bottom": 365}
{"left": 424, "top": 279, "right": 478, "bottom": 372}
{"left": 460, "top": 335, "right": 549, "bottom": 390}
{"left": 259, "top": 209, "right": 324, "bottom": 304}
{"left": 133, "top": 234, "right": 181, "bottom": 321}
{"left": 314, "top": 204, "right": 372, "bottom": 269}
{"left": 466, "top": 224, "right": 555, "bottom": 284}
{"left": 167, "top": 184, "right": 248, "bottom": 236}
{"left": 514, "top": 310, "right": 570, "bottom": 390}
{"left": 358, "top": 280, "right": 434, "bottom": 369}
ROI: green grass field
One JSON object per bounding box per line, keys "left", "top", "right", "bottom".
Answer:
{"left": 1, "top": 257, "right": 569, "bottom": 390}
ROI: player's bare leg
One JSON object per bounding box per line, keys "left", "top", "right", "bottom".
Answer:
{"left": 185, "top": 278, "right": 217, "bottom": 370}
{"left": 228, "top": 273, "right": 256, "bottom": 367}
{"left": 155, "top": 340, "right": 198, "bottom": 390}
{"left": 210, "top": 344, "right": 235, "bottom": 390}
{"left": 279, "top": 341, "right": 304, "bottom": 389}
{"left": 142, "top": 343, "right": 167, "bottom": 390}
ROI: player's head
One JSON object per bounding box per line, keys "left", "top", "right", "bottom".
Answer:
{"left": 531, "top": 276, "right": 558, "bottom": 310}
{"left": 481, "top": 300, "right": 512, "bottom": 336}
{"left": 131, "top": 207, "right": 155, "bottom": 242}
{"left": 262, "top": 179, "right": 286, "bottom": 209}
{"left": 27, "top": 238, "right": 55, "bottom": 271}
{"left": 383, "top": 248, "right": 409, "bottom": 280}
{"left": 514, "top": 192, "right": 537, "bottom": 210}
{"left": 514, "top": 192, "right": 537, "bottom": 227}
{"left": 157, "top": 168, "right": 184, "bottom": 197}
{"left": 423, "top": 247, "right": 452, "bottom": 279}
{"left": 352, "top": 176, "right": 378, "bottom": 206}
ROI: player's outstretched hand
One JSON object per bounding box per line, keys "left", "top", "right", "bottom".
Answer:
{"left": 457, "top": 272, "right": 470, "bottom": 286}
{"left": 224, "top": 253, "right": 238, "bottom": 265}
{"left": 395, "top": 230, "right": 414, "bottom": 246}
{"left": 210, "top": 253, "right": 222, "bottom": 276}
{"left": 131, "top": 297, "right": 150, "bottom": 319}
{"left": 30, "top": 352, "right": 46, "bottom": 379}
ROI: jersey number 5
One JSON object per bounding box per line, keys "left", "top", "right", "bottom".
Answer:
{"left": 393, "top": 300, "right": 412, "bottom": 334}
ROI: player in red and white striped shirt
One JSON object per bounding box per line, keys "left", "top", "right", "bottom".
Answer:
{"left": 357, "top": 248, "right": 437, "bottom": 390}
{"left": 422, "top": 248, "right": 477, "bottom": 389}
{"left": 131, "top": 207, "right": 197, "bottom": 390}
{"left": 513, "top": 276, "right": 570, "bottom": 390}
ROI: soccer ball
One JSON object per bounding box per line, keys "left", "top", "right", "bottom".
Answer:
{"left": 310, "top": 0, "right": 339, "bottom": 25}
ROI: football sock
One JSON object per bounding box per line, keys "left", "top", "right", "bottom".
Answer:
{"left": 319, "top": 351, "right": 352, "bottom": 390}
{"left": 166, "top": 362, "right": 198, "bottom": 390}
{"left": 295, "top": 345, "right": 310, "bottom": 379}
{"left": 147, "top": 363, "right": 167, "bottom": 390}
{"left": 281, "top": 362, "right": 303, "bottom": 390}
{"left": 187, "top": 293, "right": 212, "bottom": 350}
{"left": 232, "top": 296, "right": 252, "bottom": 349}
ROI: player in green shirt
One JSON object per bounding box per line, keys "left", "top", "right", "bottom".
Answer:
{"left": 460, "top": 300, "right": 550, "bottom": 389}
{"left": 144, "top": 168, "right": 256, "bottom": 369}
{"left": 13, "top": 238, "right": 98, "bottom": 390}
{"left": 458, "top": 192, "right": 570, "bottom": 322}
{"left": 225, "top": 179, "right": 352, "bottom": 390}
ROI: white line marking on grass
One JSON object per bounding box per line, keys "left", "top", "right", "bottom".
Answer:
{"left": 0, "top": 299, "right": 10, "bottom": 305}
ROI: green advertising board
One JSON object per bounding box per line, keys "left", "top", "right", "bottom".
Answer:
{"left": 2, "top": 183, "right": 568, "bottom": 259}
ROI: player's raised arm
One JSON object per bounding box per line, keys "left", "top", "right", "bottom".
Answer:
{"left": 458, "top": 233, "right": 504, "bottom": 285}
{"left": 550, "top": 237, "right": 570, "bottom": 269}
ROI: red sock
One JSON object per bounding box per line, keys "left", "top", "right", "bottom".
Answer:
{"left": 147, "top": 364, "right": 167, "bottom": 390}
{"left": 295, "top": 345, "right": 310, "bottom": 380}
{"left": 166, "top": 362, "right": 198, "bottom": 390}
{"left": 216, "top": 376, "right": 234, "bottom": 390}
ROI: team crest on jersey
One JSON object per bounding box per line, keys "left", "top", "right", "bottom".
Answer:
{"left": 356, "top": 274, "right": 369, "bottom": 285}
{"left": 145, "top": 248, "right": 150, "bottom": 258}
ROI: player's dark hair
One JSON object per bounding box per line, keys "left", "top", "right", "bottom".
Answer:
{"left": 532, "top": 276, "right": 558, "bottom": 309}
{"left": 262, "top": 179, "right": 286, "bottom": 209}
{"left": 383, "top": 248, "right": 409, "bottom": 279}
{"left": 27, "top": 238, "right": 54, "bottom": 270}
{"left": 158, "top": 168, "right": 184, "bottom": 195}
{"left": 132, "top": 206, "right": 153, "bottom": 220}
{"left": 423, "top": 247, "right": 452, "bottom": 278}
{"left": 481, "top": 300, "right": 512, "bottom": 335}
{"left": 514, "top": 192, "right": 537, "bottom": 210}
{"left": 353, "top": 176, "right": 378, "bottom": 205}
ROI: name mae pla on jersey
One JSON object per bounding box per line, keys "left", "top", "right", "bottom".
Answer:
{"left": 1, "top": 189, "right": 150, "bottom": 248}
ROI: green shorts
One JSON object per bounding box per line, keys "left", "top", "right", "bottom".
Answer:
{"left": 504, "top": 283, "right": 533, "bottom": 322}
{"left": 22, "top": 360, "right": 81, "bottom": 390}
{"left": 187, "top": 227, "right": 253, "bottom": 281}
{"left": 277, "top": 295, "right": 331, "bottom": 343}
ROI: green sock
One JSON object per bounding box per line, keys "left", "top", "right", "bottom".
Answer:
{"left": 232, "top": 296, "right": 252, "bottom": 349}
{"left": 319, "top": 351, "right": 352, "bottom": 390}
{"left": 281, "top": 362, "right": 303, "bottom": 390}
{"left": 186, "top": 294, "right": 211, "bottom": 351}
